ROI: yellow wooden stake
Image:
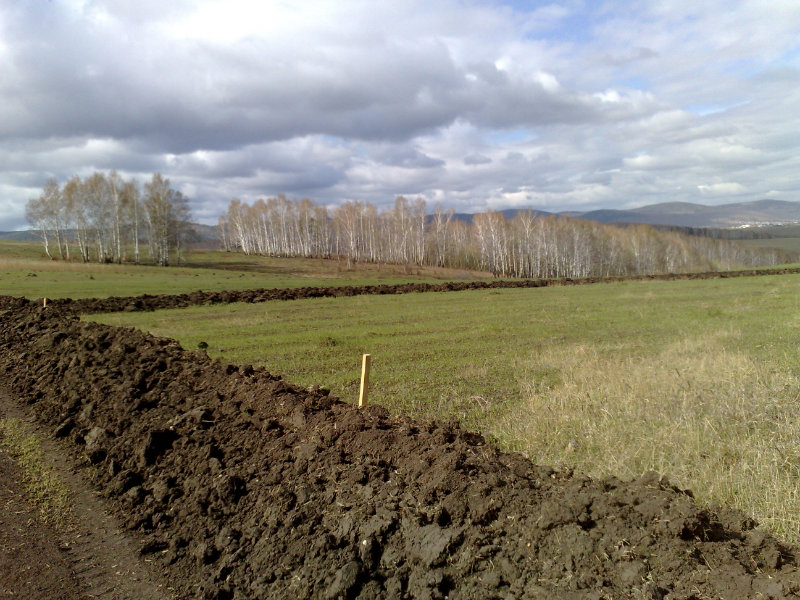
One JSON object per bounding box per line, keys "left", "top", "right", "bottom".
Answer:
{"left": 358, "top": 354, "right": 371, "bottom": 408}
{"left": 42, "top": 297, "right": 47, "bottom": 308}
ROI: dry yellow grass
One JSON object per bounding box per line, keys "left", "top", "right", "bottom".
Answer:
{"left": 500, "top": 333, "right": 800, "bottom": 542}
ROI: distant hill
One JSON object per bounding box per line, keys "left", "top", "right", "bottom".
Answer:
{"left": 185, "top": 223, "right": 221, "bottom": 247}
{"left": 4, "top": 200, "right": 799, "bottom": 246}
{"left": 449, "top": 208, "right": 552, "bottom": 225}
{"left": 573, "top": 200, "right": 800, "bottom": 228}
{"left": 447, "top": 200, "right": 800, "bottom": 229}
{"left": 0, "top": 224, "right": 221, "bottom": 247}
{"left": 0, "top": 230, "right": 37, "bottom": 241}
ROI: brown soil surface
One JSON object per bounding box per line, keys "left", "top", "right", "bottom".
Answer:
{"left": 0, "top": 442, "right": 84, "bottom": 600}
{"left": 2, "top": 304, "right": 800, "bottom": 599}
{"left": 2, "top": 267, "right": 799, "bottom": 315}
{"left": 0, "top": 393, "right": 174, "bottom": 600}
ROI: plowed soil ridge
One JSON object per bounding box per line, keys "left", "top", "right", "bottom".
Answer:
{"left": 2, "top": 307, "right": 799, "bottom": 599}
{"left": 2, "top": 266, "right": 799, "bottom": 314}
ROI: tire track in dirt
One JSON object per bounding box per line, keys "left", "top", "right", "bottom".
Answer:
{"left": 0, "top": 391, "right": 173, "bottom": 600}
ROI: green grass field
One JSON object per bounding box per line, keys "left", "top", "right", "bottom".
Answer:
{"left": 7, "top": 240, "right": 800, "bottom": 543}
{"left": 91, "top": 273, "right": 800, "bottom": 543}
{"left": 740, "top": 236, "right": 800, "bottom": 253}
{"left": 0, "top": 241, "right": 490, "bottom": 299}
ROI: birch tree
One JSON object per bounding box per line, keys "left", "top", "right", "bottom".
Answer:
{"left": 25, "top": 193, "right": 53, "bottom": 259}
{"left": 217, "top": 196, "right": 795, "bottom": 276}
{"left": 121, "top": 179, "right": 141, "bottom": 264}
{"left": 429, "top": 204, "right": 454, "bottom": 267}
{"left": 143, "top": 173, "right": 190, "bottom": 266}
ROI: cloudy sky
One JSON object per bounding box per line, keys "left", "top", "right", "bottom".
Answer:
{"left": 1, "top": 1, "right": 799, "bottom": 230}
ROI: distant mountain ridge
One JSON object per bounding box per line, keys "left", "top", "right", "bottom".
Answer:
{"left": 0, "top": 224, "right": 221, "bottom": 244}
{"left": 0, "top": 230, "right": 37, "bottom": 242}
{"left": 451, "top": 199, "right": 800, "bottom": 229}
{"left": 577, "top": 200, "right": 800, "bottom": 228}
{"left": 3, "top": 199, "right": 798, "bottom": 243}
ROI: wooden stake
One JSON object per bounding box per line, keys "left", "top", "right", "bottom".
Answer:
{"left": 42, "top": 297, "right": 47, "bottom": 308}
{"left": 358, "top": 354, "right": 371, "bottom": 408}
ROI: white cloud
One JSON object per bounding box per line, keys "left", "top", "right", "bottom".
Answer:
{"left": 1, "top": 0, "right": 799, "bottom": 231}
{"left": 697, "top": 182, "right": 746, "bottom": 195}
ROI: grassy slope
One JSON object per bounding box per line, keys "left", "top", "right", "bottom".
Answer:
{"left": 0, "top": 242, "right": 491, "bottom": 299}
{"left": 92, "top": 274, "right": 800, "bottom": 542}
{"left": 740, "top": 237, "right": 800, "bottom": 253}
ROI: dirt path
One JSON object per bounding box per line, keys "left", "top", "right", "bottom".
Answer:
{"left": 0, "top": 442, "right": 84, "bottom": 600}
{"left": 0, "top": 390, "right": 173, "bottom": 600}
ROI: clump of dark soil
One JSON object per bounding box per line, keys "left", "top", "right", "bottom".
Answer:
{"left": 2, "top": 267, "right": 798, "bottom": 315}
{"left": 1, "top": 305, "right": 800, "bottom": 599}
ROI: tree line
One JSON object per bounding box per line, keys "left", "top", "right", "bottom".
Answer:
{"left": 26, "top": 172, "right": 191, "bottom": 266}
{"left": 219, "top": 196, "right": 795, "bottom": 277}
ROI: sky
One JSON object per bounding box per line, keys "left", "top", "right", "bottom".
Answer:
{"left": 1, "top": 0, "right": 799, "bottom": 230}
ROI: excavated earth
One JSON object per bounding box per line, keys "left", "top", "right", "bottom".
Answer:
{"left": 2, "top": 275, "right": 800, "bottom": 599}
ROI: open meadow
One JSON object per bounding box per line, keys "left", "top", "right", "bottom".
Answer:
{"left": 91, "top": 271, "right": 800, "bottom": 543}
{"left": 0, "top": 240, "right": 491, "bottom": 299}
{"left": 741, "top": 237, "right": 800, "bottom": 254}
{"left": 5, "top": 240, "right": 800, "bottom": 543}
{"left": 5, "top": 241, "right": 800, "bottom": 596}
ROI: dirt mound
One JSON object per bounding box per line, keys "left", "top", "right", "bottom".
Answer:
{"left": 2, "top": 266, "right": 798, "bottom": 315}
{"left": 1, "top": 307, "right": 799, "bottom": 599}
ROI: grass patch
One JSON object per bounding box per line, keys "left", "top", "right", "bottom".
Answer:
{"left": 0, "top": 418, "right": 73, "bottom": 528}
{"left": 503, "top": 337, "right": 800, "bottom": 541}
{"left": 740, "top": 237, "right": 800, "bottom": 253}
{"left": 89, "top": 273, "right": 800, "bottom": 543}
{"left": 0, "top": 242, "right": 491, "bottom": 299}
{"left": 0, "top": 240, "right": 50, "bottom": 261}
